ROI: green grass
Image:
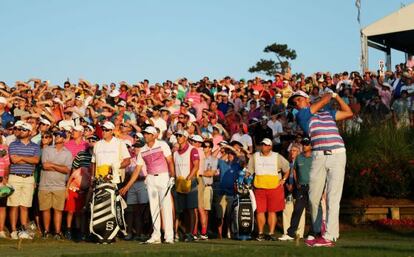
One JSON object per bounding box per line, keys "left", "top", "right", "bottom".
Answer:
{"left": 0, "top": 229, "right": 413, "bottom": 257}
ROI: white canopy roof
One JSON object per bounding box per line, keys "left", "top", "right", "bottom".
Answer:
{"left": 362, "top": 3, "right": 414, "bottom": 53}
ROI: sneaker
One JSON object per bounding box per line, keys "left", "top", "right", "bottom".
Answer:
{"left": 53, "top": 233, "right": 63, "bottom": 240}
{"left": 174, "top": 234, "right": 180, "bottom": 242}
{"left": 65, "top": 230, "right": 72, "bottom": 240}
{"left": 192, "top": 234, "right": 199, "bottom": 241}
{"left": 313, "top": 237, "right": 335, "bottom": 247}
{"left": 164, "top": 240, "right": 174, "bottom": 244}
{"left": 256, "top": 233, "right": 265, "bottom": 241}
{"left": 144, "top": 238, "right": 161, "bottom": 244}
{"left": 306, "top": 235, "right": 315, "bottom": 241}
{"left": 0, "top": 231, "right": 7, "bottom": 239}
{"left": 42, "top": 231, "right": 53, "bottom": 239}
{"left": 278, "top": 234, "right": 294, "bottom": 241}
{"left": 124, "top": 234, "right": 134, "bottom": 241}
{"left": 199, "top": 234, "right": 208, "bottom": 240}
{"left": 184, "top": 234, "right": 194, "bottom": 242}
{"left": 18, "top": 230, "right": 33, "bottom": 240}
{"left": 304, "top": 236, "right": 319, "bottom": 247}
{"left": 266, "top": 234, "right": 277, "bottom": 241}
{"left": 10, "top": 231, "right": 19, "bottom": 240}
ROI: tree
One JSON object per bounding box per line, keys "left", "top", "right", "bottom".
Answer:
{"left": 249, "top": 43, "right": 297, "bottom": 77}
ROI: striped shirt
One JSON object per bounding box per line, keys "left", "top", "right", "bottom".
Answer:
{"left": 296, "top": 107, "right": 345, "bottom": 151}
{"left": 72, "top": 149, "right": 92, "bottom": 169}
{"left": 9, "top": 140, "right": 41, "bottom": 175}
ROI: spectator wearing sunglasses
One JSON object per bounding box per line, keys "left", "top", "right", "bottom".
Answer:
{"left": 7, "top": 122, "right": 40, "bottom": 240}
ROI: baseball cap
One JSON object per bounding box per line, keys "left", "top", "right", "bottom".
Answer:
{"left": 143, "top": 126, "right": 157, "bottom": 135}
{"left": 288, "top": 90, "right": 310, "bottom": 106}
{"left": 132, "top": 138, "right": 146, "bottom": 148}
{"left": 190, "top": 135, "right": 203, "bottom": 143}
{"left": 261, "top": 138, "right": 273, "bottom": 146}
{"left": 117, "top": 100, "right": 126, "bottom": 107}
{"left": 102, "top": 121, "right": 115, "bottom": 130}
{"left": 19, "top": 122, "right": 32, "bottom": 131}
{"left": 53, "top": 130, "right": 67, "bottom": 138}
{"left": 87, "top": 135, "right": 100, "bottom": 142}
{"left": 73, "top": 125, "right": 84, "bottom": 132}
{"left": 301, "top": 137, "right": 311, "bottom": 146}
{"left": 253, "top": 90, "right": 259, "bottom": 95}
{"left": 39, "top": 118, "right": 51, "bottom": 126}
{"left": 174, "top": 130, "right": 189, "bottom": 138}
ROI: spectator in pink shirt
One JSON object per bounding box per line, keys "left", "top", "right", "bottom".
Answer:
{"left": 64, "top": 125, "right": 88, "bottom": 158}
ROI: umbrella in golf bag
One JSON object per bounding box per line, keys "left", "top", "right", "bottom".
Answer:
{"left": 90, "top": 180, "right": 127, "bottom": 243}
{"left": 231, "top": 168, "right": 256, "bottom": 240}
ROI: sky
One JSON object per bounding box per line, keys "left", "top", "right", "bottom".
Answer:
{"left": 0, "top": 0, "right": 412, "bottom": 86}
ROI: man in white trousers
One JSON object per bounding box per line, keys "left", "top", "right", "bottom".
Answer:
{"left": 136, "top": 126, "right": 175, "bottom": 244}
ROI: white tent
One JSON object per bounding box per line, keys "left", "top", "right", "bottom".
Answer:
{"left": 361, "top": 3, "right": 414, "bottom": 71}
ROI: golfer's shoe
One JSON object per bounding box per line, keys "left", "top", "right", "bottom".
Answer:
{"left": 256, "top": 233, "right": 266, "bottom": 241}
{"left": 313, "top": 237, "right": 335, "bottom": 247}
{"left": 266, "top": 234, "right": 277, "bottom": 241}
{"left": 144, "top": 238, "right": 162, "bottom": 244}
{"left": 164, "top": 239, "right": 174, "bottom": 244}
{"left": 199, "top": 234, "right": 209, "bottom": 240}
{"left": 278, "top": 234, "right": 294, "bottom": 241}
{"left": 0, "top": 231, "right": 7, "bottom": 239}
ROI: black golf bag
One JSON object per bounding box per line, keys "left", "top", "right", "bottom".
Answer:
{"left": 231, "top": 171, "right": 255, "bottom": 240}
{"left": 90, "top": 182, "right": 127, "bottom": 243}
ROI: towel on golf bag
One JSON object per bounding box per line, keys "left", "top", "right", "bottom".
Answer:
{"left": 89, "top": 182, "right": 127, "bottom": 242}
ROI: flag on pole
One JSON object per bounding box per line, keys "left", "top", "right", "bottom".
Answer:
{"left": 355, "top": 0, "right": 361, "bottom": 24}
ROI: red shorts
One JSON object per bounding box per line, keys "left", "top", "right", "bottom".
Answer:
{"left": 64, "top": 190, "right": 86, "bottom": 213}
{"left": 254, "top": 186, "right": 285, "bottom": 213}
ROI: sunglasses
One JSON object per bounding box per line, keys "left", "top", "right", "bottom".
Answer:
{"left": 64, "top": 112, "right": 72, "bottom": 115}
{"left": 175, "top": 134, "right": 184, "bottom": 138}
{"left": 42, "top": 136, "right": 51, "bottom": 139}
{"left": 102, "top": 128, "right": 112, "bottom": 132}
{"left": 88, "top": 139, "right": 97, "bottom": 143}
{"left": 178, "top": 116, "right": 185, "bottom": 119}
{"left": 202, "top": 145, "right": 211, "bottom": 148}
{"left": 120, "top": 124, "right": 130, "bottom": 128}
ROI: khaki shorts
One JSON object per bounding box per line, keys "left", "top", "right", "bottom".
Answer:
{"left": 38, "top": 190, "right": 66, "bottom": 211}
{"left": 7, "top": 175, "right": 35, "bottom": 208}
{"left": 203, "top": 186, "right": 213, "bottom": 211}
{"left": 197, "top": 177, "right": 213, "bottom": 211}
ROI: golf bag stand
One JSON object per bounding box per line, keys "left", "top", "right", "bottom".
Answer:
{"left": 89, "top": 181, "right": 127, "bottom": 243}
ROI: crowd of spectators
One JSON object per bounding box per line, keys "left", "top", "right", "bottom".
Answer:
{"left": 0, "top": 59, "right": 412, "bottom": 245}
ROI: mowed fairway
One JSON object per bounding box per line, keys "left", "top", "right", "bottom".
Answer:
{"left": 0, "top": 229, "right": 412, "bottom": 257}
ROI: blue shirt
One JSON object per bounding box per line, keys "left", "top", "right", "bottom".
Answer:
{"left": 1, "top": 112, "right": 14, "bottom": 129}
{"left": 9, "top": 140, "right": 41, "bottom": 175}
{"left": 217, "top": 159, "right": 241, "bottom": 196}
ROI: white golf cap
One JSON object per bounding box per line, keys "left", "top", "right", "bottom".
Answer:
{"left": 261, "top": 138, "right": 273, "bottom": 146}
{"left": 190, "top": 135, "right": 204, "bottom": 143}
{"left": 39, "top": 118, "right": 51, "bottom": 126}
{"left": 143, "top": 126, "right": 157, "bottom": 135}
{"left": 102, "top": 121, "right": 115, "bottom": 130}
{"left": 20, "top": 122, "right": 33, "bottom": 131}
{"left": 174, "top": 130, "right": 189, "bottom": 138}
{"left": 288, "top": 90, "right": 310, "bottom": 106}
{"left": 253, "top": 90, "right": 259, "bottom": 95}
{"left": 73, "top": 125, "right": 84, "bottom": 132}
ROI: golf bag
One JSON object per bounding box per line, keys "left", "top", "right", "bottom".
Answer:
{"left": 90, "top": 181, "right": 127, "bottom": 243}
{"left": 231, "top": 169, "right": 256, "bottom": 240}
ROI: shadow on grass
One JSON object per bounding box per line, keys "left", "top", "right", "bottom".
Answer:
{"left": 340, "top": 245, "right": 414, "bottom": 253}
